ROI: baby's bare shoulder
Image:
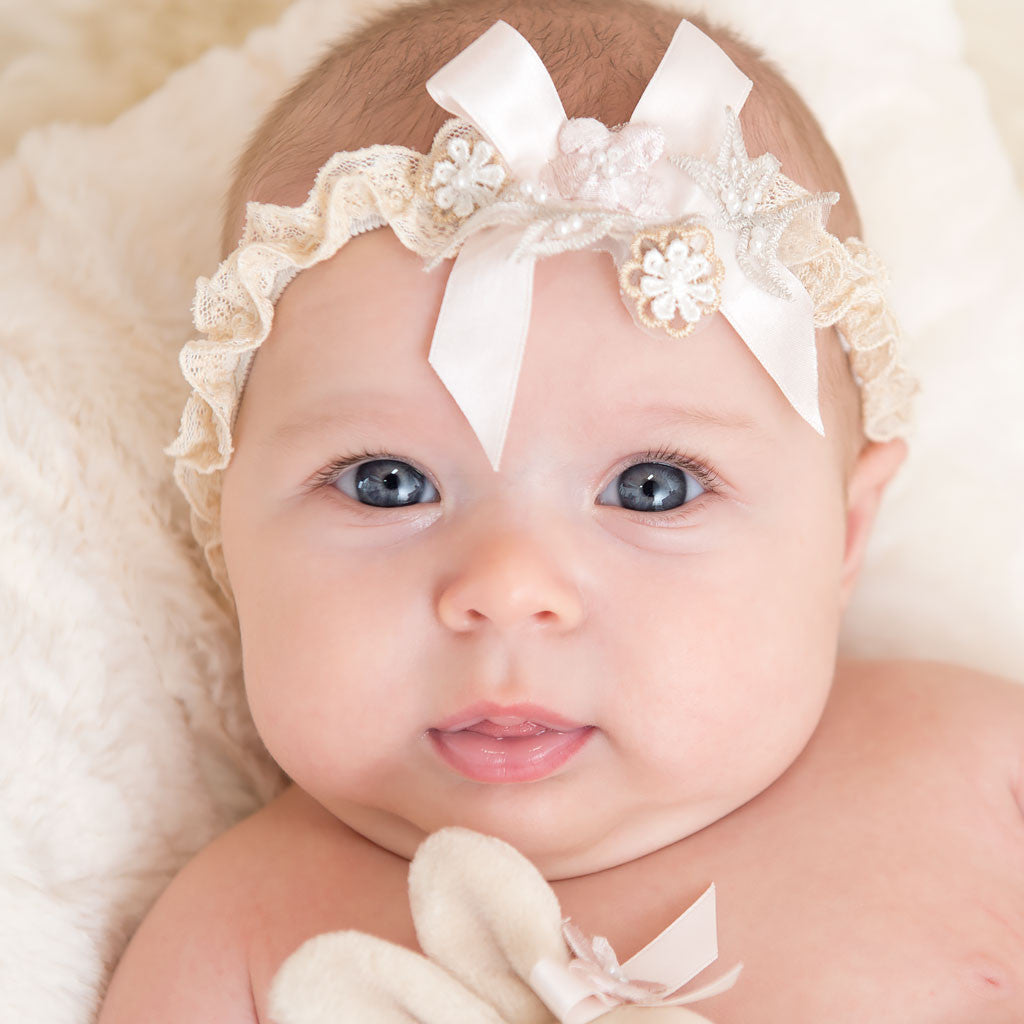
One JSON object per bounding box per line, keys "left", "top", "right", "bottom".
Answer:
{"left": 236, "top": 785, "right": 418, "bottom": 1021}
{"left": 99, "top": 785, "right": 369, "bottom": 1023}
{"left": 100, "top": 782, "right": 413, "bottom": 1023}
{"left": 838, "top": 656, "right": 1024, "bottom": 731}
{"left": 96, "top": 808, "right": 263, "bottom": 1022}
{"left": 833, "top": 656, "right": 1024, "bottom": 815}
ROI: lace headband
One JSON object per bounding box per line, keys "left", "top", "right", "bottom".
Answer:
{"left": 166, "top": 18, "right": 918, "bottom": 604}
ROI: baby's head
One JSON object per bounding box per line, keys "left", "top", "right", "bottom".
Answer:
{"left": 171, "top": 0, "right": 915, "bottom": 877}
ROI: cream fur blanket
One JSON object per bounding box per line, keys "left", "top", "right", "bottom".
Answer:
{"left": 1, "top": 0, "right": 1022, "bottom": 1021}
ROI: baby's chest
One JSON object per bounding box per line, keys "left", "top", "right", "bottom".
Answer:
{"left": 247, "top": 802, "right": 1021, "bottom": 1024}
{"left": 681, "top": 814, "right": 1021, "bottom": 1023}
{"left": 557, "top": 751, "right": 1024, "bottom": 1022}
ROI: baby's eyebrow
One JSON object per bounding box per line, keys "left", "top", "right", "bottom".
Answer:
{"left": 260, "top": 397, "right": 399, "bottom": 450}
{"left": 262, "top": 394, "right": 757, "bottom": 450}
{"left": 622, "top": 400, "right": 757, "bottom": 433}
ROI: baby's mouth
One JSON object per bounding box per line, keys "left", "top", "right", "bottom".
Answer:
{"left": 427, "top": 707, "right": 594, "bottom": 784}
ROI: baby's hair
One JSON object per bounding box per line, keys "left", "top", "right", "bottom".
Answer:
{"left": 220, "top": 0, "right": 867, "bottom": 478}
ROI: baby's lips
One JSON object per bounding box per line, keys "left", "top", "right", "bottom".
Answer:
{"left": 431, "top": 699, "right": 588, "bottom": 733}
{"left": 428, "top": 721, "right": 596, "bottom": 783}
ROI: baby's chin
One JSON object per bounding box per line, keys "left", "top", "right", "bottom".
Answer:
{"left": 319, "top": 788, "right": 746, "bottom": 880}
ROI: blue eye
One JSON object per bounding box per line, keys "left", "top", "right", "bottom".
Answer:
{"left": 598, "top": 459, "right": 705, "bottom": 513}
{"left": 318, "top": 445, "right": 718, "bottom": 518}
{"left": 334, "top": 458, "right": 439, "bottom": 508}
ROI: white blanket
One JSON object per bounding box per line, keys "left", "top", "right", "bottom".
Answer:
{"left": 1, "top": 0, "right": 1022, "bottom": 1020}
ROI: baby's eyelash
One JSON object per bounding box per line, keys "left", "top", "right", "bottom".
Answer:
{"left": 308, "top": 448, "right": 404, "bottom": 491}
{"left": 623, "top": 445, "right": 723, "bottom": 494}
{"left": 309, "top": 445, "right": 722, "bottom": 495}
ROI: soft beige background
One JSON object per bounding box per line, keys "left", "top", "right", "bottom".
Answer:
{"left": 954, "top": 0, "right": 1024, "bottom": 187}
{"left": 1, "top": 0, "right": 1021, "bottom": 184}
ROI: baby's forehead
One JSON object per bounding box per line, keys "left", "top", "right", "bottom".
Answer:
{"left": 255, "top": 229, "right": 791, "bottom": 446}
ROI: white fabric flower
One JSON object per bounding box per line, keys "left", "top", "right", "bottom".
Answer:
{"left": 640, "top": 236, "right": 718, "bottom": 323}
{"left": 429, "top": 136, "right": 506, "bottom": 217}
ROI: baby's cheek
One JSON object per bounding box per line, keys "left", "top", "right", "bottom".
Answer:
{"left": 239, "top": 653, "right": 322, "bottom": 780}
{"left": 674, "top": 519, "right": 842, "bottom": 766}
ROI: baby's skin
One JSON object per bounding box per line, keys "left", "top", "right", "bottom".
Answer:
{"left": 98, "top": 233, "right": 1024, "bottom": 1023}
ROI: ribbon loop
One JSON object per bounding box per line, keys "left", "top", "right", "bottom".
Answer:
{"left": 630, "top": 20, "right": 752, "bottom": 158}
{"left": 529, "top": 957, "right": 612, "bottom": 1024}
{"left": 426, "top": 20, "right": 567, "bottom": 178}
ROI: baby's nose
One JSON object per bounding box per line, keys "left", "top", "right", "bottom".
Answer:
{"left": 436, "top": 531, "right": 584, "bottom": 633}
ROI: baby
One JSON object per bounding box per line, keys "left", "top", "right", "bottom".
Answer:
{"left": 97, "top": 0, "right": 1024, "bottom": 1021}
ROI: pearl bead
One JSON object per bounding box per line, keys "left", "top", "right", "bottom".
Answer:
{"left": 556, "top": 220, "right": 571, "bottom": 236}
{"left": 570, "top": 214, "right": 584, "bottom": 231}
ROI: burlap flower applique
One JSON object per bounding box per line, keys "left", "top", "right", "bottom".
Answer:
{"left": 618, "top": 221, "right": 724, "bottom": 339}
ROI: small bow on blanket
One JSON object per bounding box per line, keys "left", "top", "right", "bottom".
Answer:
{"left": 268, "top": 827, "right": 741, "bottom": 1023}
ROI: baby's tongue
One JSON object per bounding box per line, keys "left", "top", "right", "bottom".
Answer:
{"left": 464, "top": 719, "right": 550, "bottom": 737}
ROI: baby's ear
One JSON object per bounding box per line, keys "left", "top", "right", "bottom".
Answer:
{"left": 838, "top": 438, "right": 908, "bottom": 609}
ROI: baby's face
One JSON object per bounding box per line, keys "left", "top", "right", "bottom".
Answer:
{"left": 221, "top": 229, "right": 852, "bottom": 878}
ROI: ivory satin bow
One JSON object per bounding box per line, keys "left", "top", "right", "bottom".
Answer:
{"left": 423, "top": 20, "right": 823, "bottom": 473}
{"left": 267, "top": 827, "right": 741, "bottom": 1024}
